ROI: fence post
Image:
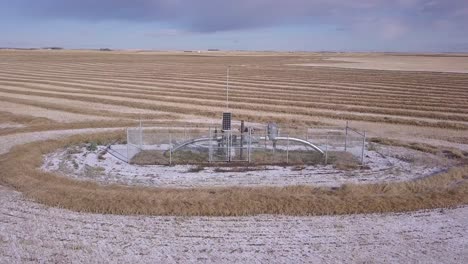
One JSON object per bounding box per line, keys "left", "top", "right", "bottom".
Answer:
{"left": 344, "top": 121, "right": 348, "bottom": 151}
{"left": 240, "top": 121, "right": 244, "bottom": 160}
{"left": 229, "top": 131, "right": 232, "bottom": 162}
{"left": 286, "top": 135, "right": 289, "bottom": 164}
{"left": 248, "top": 129, "right": 252, "bottom": 163}
{"left": 361, "top": 131, "right": 366, "bottom": 165}
{"left": 139, "top": 121, "right": 143, "bottom": 150}
{"left": 209, "top": 127, "right": 212, "bottom": 163}
{"left": 225, "top": 131, "right": 229, "bottom": 162}
{"left": 325, "top": 132, "right": 329, "bottom": 165}
{"left": 169, "top": 132, "right": 172, "bottom": 165}
{"left": 126, "top": 128, "right": 130, "bottom": 163}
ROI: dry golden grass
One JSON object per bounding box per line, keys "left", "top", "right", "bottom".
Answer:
{"left": 0, "top": 132, "right": 466, "bottom": 216}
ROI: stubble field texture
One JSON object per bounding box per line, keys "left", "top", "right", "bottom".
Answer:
{"left": 0, "top": 50, "right": 467, "bottom": 263}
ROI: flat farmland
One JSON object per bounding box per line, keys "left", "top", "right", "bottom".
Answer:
{"left": 0, "top": 50, "right": 467, "bottom": 263}
{"left": 1, "top": 51, "right": 468, "bottom": 133}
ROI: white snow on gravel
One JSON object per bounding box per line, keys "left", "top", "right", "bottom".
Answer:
{"left": 42, "top": 144, "right": 444, "bottom": 188}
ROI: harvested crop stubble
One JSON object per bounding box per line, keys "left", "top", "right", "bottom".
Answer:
{"left": 1, "top": 87, "right": 466, "bottom": 129}
{"left": 0, "top": 132, "right": 467, "bottom": 216}
{"left": 0, "top": 120, "right": 134, "bottom": 136}
{"left": 3, "top": 81, "right": 468, "bottom": 122}
{"left": 0, "top": 119, "right": 214, "bottom": 138}
{"left": 0, "top": 95, "right": 178, "bottom": 121}
{"left": 2, "top": 51, "right": 468, "bottom": 131}
{"left": 0, "top": 110, "right": 53, "bottom": 125}
{"left": 2, "top": 74, "right": 468, "bottom": 112}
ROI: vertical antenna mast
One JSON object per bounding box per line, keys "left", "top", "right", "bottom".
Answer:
{"left": 226, "top": 66, "right": 230, "bottom": 110}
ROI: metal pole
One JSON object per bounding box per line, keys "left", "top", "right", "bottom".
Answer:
{"left": 226, "top": 66, "right": 230, "bottom": 110}
{"left": 229, "top": 131, "right": 232, "bottom": 162}
{"left": 248, "top": 129, "right": 252, "bottom": 163}
{"left": 325, "top": 133, "right": 329, "bottom": 165}
{"left": 126, "top": 128, "right": 130, "bottom": 163}
{"left": 361, "top": 131, "right": 366, "bottom": 165}
{"left": 286, "top": 135, "right": 289, "bottom": 164}
{"left": 139, "top": 120, "right": 143, "bottom": 150}
{"left": 225, "top": 132, "right": 229, "bottom": 162}
{"left": 169, "top": 132, "right": 172, "bottom": 165}
{"left": 344, "top": 121, "right": 348, "bottom": 151}
{"left": 209, "top": 127, "right": 212, "bottom": 163}
{"left": 240, "top": 120, "right": 244, "bottom": 160}
{"left": 225, "top": 132, "right": 228, "bottom": 162}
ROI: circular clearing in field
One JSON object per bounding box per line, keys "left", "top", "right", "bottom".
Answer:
{"left": 42, "top": 143, "right": 444, "bottom": 188}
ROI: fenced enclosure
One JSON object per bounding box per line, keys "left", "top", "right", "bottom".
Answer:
{"left": 108, "top": 122, "right": 367, "bottom": 166}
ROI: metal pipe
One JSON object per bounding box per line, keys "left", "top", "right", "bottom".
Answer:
{"left": 260, "top": 136, "right": 325, "bottom": 154}
{"left": 344, "top": 121, "right": 348, "bottom": 151}
{"left": 325, "top": 133, "right": 329, "bottom": 165}
{"left": 126, "top": 128, "right": 130, "bottom": 163}
{"left": 167, "top": 136, "right": 325, "bottom": 157}
{"left": 209, "top": 127, "right": 212, "bottom": 163}
{"left": 248, "top": 129, "right": 252, "bottom": 163}
{"left": 226, "top": 66, "right": 230, "bottom": 110}
{"left": 361, "top": 131, "right": 366, "bottom": 165}
{"left": 240, "top": 120, "right": 244, "bottom": 160}
{"left": 169, "top": 132, "right": 172, "bottom": 165}
{"left": 139, "top": 120, "right": 143, "bottom": 150}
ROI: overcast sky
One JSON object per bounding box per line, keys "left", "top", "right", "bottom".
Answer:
{"left": 1, "top": 0, "right": 467, "bottom": 52}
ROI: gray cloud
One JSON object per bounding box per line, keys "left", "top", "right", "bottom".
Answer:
{"left": 6, "top": 0, "right": 468, "bottom": 33}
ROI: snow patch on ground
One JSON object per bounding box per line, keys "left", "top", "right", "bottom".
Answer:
{"left": 42, "top": 144, "right": 444, "bottom": 188}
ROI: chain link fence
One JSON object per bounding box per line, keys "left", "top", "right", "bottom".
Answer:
{"left": 109, "top": 123, "right": 366, "bottom": 166}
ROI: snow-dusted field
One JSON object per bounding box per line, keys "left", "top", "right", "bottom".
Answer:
{"left": 1, "top": 185, "right": 466, "bottom": 263}
{"left": 1, "top": 130, "right": 466, "bottom": 263}
{"left": 42, "top": 144, "right": 445, "bottom": 188}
